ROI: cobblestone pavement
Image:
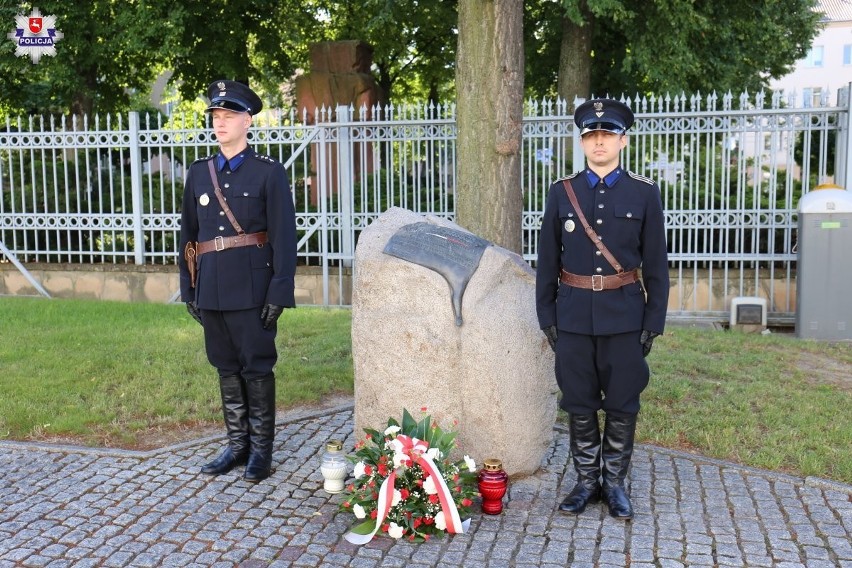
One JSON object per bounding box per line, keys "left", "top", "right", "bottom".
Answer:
{"left": 1, "top": 404, "right": 850, "bottom": 568}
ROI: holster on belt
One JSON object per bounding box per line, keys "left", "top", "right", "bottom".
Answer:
{"left": 184, "top": 241, "right": 198, "bottom": 289}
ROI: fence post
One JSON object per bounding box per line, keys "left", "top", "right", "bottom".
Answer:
{"left": 572, "top": 97, "right": 586, "bottom": 172}
{"left": 128, "top": 111, "right": 144, "bottom": 265}
{"left": 837, "top": 83, "right": 852, "bottom": 188}
{"left": 336, "top": 105, "right": 354, "bottom": 268}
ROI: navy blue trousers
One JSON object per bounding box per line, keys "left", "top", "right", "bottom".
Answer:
{"left": 200, "top": 307, "right": 278, "bottom": 380}
{"left": 554, "top": 330, "right": 649, "bottom": 415}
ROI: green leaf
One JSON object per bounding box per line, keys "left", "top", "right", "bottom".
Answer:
{"left": 348, "top": 519, "right": 378, "bottom": 535}
{"left": 401, "top": 408, "right": 417, "bottom": 434}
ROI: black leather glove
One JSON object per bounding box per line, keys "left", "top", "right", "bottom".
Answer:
{"left": 639, "top": 330, "right": 660, "bottom": 357}
{"left": 260, "top": 303, "right": 284, "bottom": 330}
{"left": 186, "top": 301, "right": 202, "bottom": 325}
{"left": 543, "top": 325, "right": 558, "bottom": 352}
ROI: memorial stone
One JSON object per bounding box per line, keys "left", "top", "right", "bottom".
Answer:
{"left": 352, "top": 207, "right": 558, "bottom": 476}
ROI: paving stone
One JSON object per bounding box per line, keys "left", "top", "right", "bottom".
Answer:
{"left": 0, "top": 407, "right": 850, "bottom": 567}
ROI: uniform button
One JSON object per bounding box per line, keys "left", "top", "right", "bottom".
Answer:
{"left": 596, "top": 250, "right": 602, "bottom": 256}
{"left": 219, "top": 211, "right": 225, "bottom": 216}
{"left": 226, "top": 170, "right": 231, "bottom": 175}
{"left": 599, "top": 189, "right": 605, "bottom": 194}
{"left": 568, "top": 213, "right": 574, "bottom": 218}
{"left": 596, "top": 219, "right": 603, "bottom": 225}
{"left": 224, "top": 183, "right": 230, "bottom": 188}
{"left": 595, "top": 267, "right": 603, "bottom": 273}
{"left": 243, "top": 192, "right": 249, "bottom": 197}
{"left": 626, "top": 212, "right": 633, "bottom": 218}
{"left": 598, "top": 204, "right": 604, "bottom": 209}
{"left": 218, "top": 226, "right": 225, "bottom": 231}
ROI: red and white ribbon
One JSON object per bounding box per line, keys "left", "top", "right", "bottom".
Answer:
{"left": 345, "top": 434, "right": 466, "bottom": 544}
{"left": 344, "top": 469, "right": 397, "bottom": 544}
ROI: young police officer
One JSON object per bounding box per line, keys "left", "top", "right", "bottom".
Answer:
{"left": 178, "top": 80, "right": 297, "bottom": 483}
{"left": 536, "top": 98, "right": 669, "bottom": 519}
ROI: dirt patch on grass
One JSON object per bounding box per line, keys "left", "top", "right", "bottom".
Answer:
{"left": 795, "top": 351, "right": 852, "bottom": 393}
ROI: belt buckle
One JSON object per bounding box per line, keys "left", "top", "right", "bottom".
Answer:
{"left": 592, "top": 274, "right": 604, "bottom": 291}
{"left": 214, "top": 236, "right": 225, "bottom": 251}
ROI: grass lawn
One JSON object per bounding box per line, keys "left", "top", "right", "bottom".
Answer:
{"left": 1, "top": 296, "right": 850, "bottom": 485}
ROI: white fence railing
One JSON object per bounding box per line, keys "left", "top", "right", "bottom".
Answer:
{"left": 1, "top": 90, "right": 849, "bottom": 319}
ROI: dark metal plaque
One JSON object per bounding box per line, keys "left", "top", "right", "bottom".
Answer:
{"left": 383, "top": 222, "right": 490, "bottom": 326}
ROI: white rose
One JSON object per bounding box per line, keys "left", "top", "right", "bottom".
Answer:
{"left": 353, "top": 504, "right": 366, "bottom": 519}
{"left": 425, "top": 447, "right": 441, "bottom": 461}
{"left": 391, "top": 489, "right": 402, "bottom": 507}
{"left": 463, "top": 455, "right": 476, "bottom": 472}
{"left": 422, "top": 474, "right": 438, "bottom": 495}
{"left": 384, "top": 425, "right": 401, "bottom": 437}
{"left": 353, "top": 461, "right": 367, "bottom": 479}
{"left": 434, "top": 511, "right": 447, "bottom": 531}
{"left": 388, "top": 522, "right": 404, "bottom": 539}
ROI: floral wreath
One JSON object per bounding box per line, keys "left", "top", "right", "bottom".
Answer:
{"left": 341, "top": 408, "right": 479, "bottom": 543}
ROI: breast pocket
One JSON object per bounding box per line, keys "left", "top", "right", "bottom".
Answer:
{"left": 613, "top": 203, "right": 644, "bottom": 223}
{"left": 231, "top": 185, "right": 264, "bottom": 220}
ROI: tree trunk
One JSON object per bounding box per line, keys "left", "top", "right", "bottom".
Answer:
{"left": 455, "top": 0, "right": 524, "bottom": 253}
{"left": 557, "top": 15, "right": 593, "bottom": 111}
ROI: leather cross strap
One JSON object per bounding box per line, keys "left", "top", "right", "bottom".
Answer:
{"left": 562, "top": 179, "right": 625, "bottom": 273}
{"left": 207, "top": 159, "right": 245, "bottom": 235}
{"left": 560, "top": 268, "right": 638, "bottom": 292}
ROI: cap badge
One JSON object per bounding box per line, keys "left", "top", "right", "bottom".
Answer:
{"left": 217, "top": 82, "right": 226, "bottom": 90}
{"left": 594, "top": 101, "right": 604, "bottom": 118}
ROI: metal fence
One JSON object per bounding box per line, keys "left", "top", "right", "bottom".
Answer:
{"left": 1, "top": 89, "right": 849, "bottom": 320}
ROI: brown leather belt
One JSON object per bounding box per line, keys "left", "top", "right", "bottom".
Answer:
{"left": 560, "top": 268, "right": 639, "bottom": 291}
{"left": 196, "top": 231, "right": 267, "bottom": 256}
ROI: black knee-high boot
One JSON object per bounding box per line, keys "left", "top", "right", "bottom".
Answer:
{"left": 244, "top": 373, "right": 276, "bottom": 483}
{"left": 558, "top": 413, "right": 602, "bottom": 514}
{"left": 201, "top": 374, "right": 250, "bottom": 475}
{"left": 601, "top": 412, "right": 638, "bottom": 519}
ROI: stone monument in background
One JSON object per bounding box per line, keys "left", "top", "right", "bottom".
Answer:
{"left": 294, "top": 41, "right": 384, "bottom": 205}
{"left": 351, "top": 207, "right": 558, "bottom": 477}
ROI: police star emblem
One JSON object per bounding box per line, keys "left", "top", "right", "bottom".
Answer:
{"left": 7, "top": 7, "right": 63, "bottom": 64}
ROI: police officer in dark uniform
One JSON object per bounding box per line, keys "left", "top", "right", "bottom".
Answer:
{"left": 536, "top": 98, "right": 669, "bottom": 519}
{"left": 178, "top": 80, "right": 297, "bottom": 483}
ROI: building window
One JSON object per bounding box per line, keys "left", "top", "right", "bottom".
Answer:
{"left": 844, "top": 45, "right": 852, "bottom": 66}
{"left": 802, "top": 87, "right": 823, "bottom": 107}
{"left": 804, "top": 45, "right": 824, "bottom": 67}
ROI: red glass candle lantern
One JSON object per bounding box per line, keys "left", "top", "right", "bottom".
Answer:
{"left": 477, "top": 458, "right": 508, "bottom": 515}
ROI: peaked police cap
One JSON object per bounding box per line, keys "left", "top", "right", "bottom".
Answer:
{"left": 205, "top": 80, "right": 263, "bottom": 115}
{"left": 574, "top": 98, "right": 634, "bottom": 135}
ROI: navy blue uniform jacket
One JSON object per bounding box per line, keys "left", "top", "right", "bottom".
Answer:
{"left": 178, "top": 148, "right": 297, "bottom": 311}
{"left": 535, "top": 169, "right": 669, "bottom": 336}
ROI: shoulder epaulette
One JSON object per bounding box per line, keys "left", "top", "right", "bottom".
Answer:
{"left": 252, "top": 153, "right": 277, "bottom": 164}
{"left": 627, "top": 171, "right": 655, "bottom": 185}
{"left": 555, "top": 172, "right": 581, "bottom": 182}
{"left": 191, "top": 155, "right": 215, "bottom": 164}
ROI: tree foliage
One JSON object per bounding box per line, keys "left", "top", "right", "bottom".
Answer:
{"left": 0, "top": 0, "right": 824, "bottom": 116}
{"left": 525, "top": 0, "right": 824, "bottom": 103}
{"left": 0, "top": 0, "right": 168, "bottom": 115}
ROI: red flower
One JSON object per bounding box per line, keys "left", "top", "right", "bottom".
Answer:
{"left": 413, "top": 517, "right": 422, "bottom": 528}
{"left": 343, "top": 501, "right": 351, "bottom": 508}
{"left": 424, "top": 534, "right": 431, "bottom": 541}
{"left": 421, "top": 406, "right": 428, "bottom": 412}
{"left": 462, "top": 498, "right": 473, "bottom": 507}
{"left": 370, "top": 509, "right": 378, "bottom": 519}
{"left": 364, "top": 465, "right": 373, "bottom": 476}
{"left": 423, "top": 517, "right": 434, "bottom": 525}
{"left": 377, "top": 463, "right": 388, "bottom": 476}
{"left": 400, "top": 488, "right": 410, "bottom": 500}
{"left": 429, "top": 494, "right": 439, "bottom": 504}
{"left": 381, "top": 523, "right": 389, "bottom": 533}
{"left": 366, "top": 434, "right": 372, "bottom": 439}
